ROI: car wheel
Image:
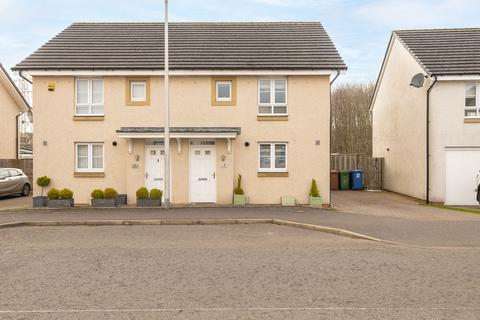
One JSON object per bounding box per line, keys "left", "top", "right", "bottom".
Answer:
{"left": 21, "top": 184, "right": 31, "bottom": 196}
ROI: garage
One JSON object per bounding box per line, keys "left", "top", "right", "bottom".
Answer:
{"left": 445, "top": 148, "right": 480, "bottom": 205}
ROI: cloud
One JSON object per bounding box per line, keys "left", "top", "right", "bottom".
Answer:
{"left": 356, "top": 0, "right": 480, "bottom": 28}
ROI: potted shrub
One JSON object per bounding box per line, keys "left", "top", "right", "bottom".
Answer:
{"left": 233, "top": 174, "right": 246, "bottom": 206}
{"left": 90, "top": 188, "right": 117, "bottom": 207}
{"left": 33, "top": 176, "right": 51, "bottom": 207}
{"left": 47, "top": 188, "right": 74, "bottom": 208}
{"left": 309, "top": 179, "right": 322, "bottom": 208}
{"left": 136, "top": 187, "right": 162, "bottom": 207}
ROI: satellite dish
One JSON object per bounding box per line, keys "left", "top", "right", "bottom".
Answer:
{"left": 410, "top": 73, "right": 426, "bottom": 88}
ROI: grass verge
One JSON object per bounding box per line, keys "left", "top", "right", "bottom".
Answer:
{"left": 429, "top": 204, "right": 480, "bottom": 215}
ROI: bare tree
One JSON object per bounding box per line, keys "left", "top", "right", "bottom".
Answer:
{"left": 331, "top": 82, "right": 375, "bottom": 155}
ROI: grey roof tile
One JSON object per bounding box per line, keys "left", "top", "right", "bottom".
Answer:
{"left": 14, "top": 22, "right": 346, "bottom": 71}
{"left": 395, "top": 28, "right": 480, "bottom": 76}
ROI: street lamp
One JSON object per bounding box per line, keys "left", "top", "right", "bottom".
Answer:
{"left": 164, "top": 0, "right": 171, "bottom": 208}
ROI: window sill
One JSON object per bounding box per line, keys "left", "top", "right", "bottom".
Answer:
{"left": 257, "top": 115, "right": 288, "bottom": 121}
{"left": 464, "top": 118, "right": 480, "bottom": 123}
{"left": 257, "top": 172, "right": 289, "bottom": 177}
{"left": 73, "top": 116, "right": 104, "bottom": 121}
{"left": 74, "top": 172, "right": 105, "bottom": 178}
{"left": 212, "top": 100, "right": 236, "bottom": 106}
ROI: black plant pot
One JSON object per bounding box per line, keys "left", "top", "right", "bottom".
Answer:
{"left": 116, "top": 194, "right": 127, "bottom": 206}
{"left": 136, "top": 198, "right": 162, "bottom": 207}
{"left": 91, "top": 198, "right": 117, "bottom": 207}
{"left": 47, "top": 199, "right": 74, "bottom": 208}
{"left": 33, "top": 196, "right": 48, "bottom": 207}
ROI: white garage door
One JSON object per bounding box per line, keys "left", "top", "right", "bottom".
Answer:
{"left": 445, "top": 148, "right": 480, "bottom": 205}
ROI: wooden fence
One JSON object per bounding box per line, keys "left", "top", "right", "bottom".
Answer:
{"left": 330, "top": 153, "right": 383, "bottom": 190}
{"left": 0, "top": 159, "right": 33, "bottom": 182}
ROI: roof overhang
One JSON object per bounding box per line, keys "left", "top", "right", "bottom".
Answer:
{"left": 0, "top": 64, "right": 30, "bottom": 112}
{"left": 22, "top": 69, "right": 344, "bottom": 77}
{"left": 116, "top": 127, "right": 241, "bottom": 139}
{"left": 436, "top": 75, "right": 480, "bottom": 81}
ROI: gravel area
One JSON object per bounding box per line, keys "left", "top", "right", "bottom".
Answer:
{"left": 1, "top": 225, "right": 479, "bottom": 319}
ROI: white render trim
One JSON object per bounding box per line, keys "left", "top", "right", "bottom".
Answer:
{"left": 437, "top": 75, "right": 480, "bottom": 81}
{"left": 24, "top": 69, "right": 341, "bottom": 77}
{"left": 117, "top": 132, "right": 238, "bottom": 139}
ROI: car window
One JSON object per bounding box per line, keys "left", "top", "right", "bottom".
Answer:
{"left": 8, "top": 170, "right": 21, "bottom": 177}
{"left": 0, "top": 170, "right": 10, "bottom": 179}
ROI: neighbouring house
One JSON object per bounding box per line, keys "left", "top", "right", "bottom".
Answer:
{"left": 0, "top": 64, "right": 31, "bottom": 159}
{"left": 13, "top": 22, "right": 346, "bottom": 205}
{"left": 371, "top": 28, "right": 480, "bottom": 205}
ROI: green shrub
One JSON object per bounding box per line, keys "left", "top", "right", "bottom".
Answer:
{"left": 309, "top": 179, "right": 320, "bottom": 198}
{"left": 47, "top": 188, "right": 59, "bottom": 200}
{"left": 234, "top": 174, "right": 245, "bottom": 195}
{"left": 36, "top": 176, "right": 51, "bottom": 196}
{"left": 150, "top": 188, "right": 163, "bottom": 200}
{"left": 136, "top": 187, "right": 149, "bottom": 199}
{"left": 59, "top": 188, "right": 73, "bottom": 200}
{"left": 104, "top": 187, "right": 118, "bottom": 199}
{"left": 91, "top": 189, "right": 104, "bottom": 199}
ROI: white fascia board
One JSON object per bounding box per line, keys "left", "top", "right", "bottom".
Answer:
{"left": 117, "top": 132, "right": 238, "bottom": 139}
{"left": 437, "top": 75, "right": 480, "bottom": 81}
{"left": 25, "top": 69, "right": 339, "bottom": 76}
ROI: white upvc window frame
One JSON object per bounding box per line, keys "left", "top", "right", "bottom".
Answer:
{"left": 257, "top": 142, "right": 288, "bottom": 172}
{"left": 75, "top": 78, "right": 104, "bottom": 116}
{"left": 465, "top": 83, "right": 479, "bottom": 118}
{"left": 215, "top": 80, "right": 232, "bottom": 102}
{"left": 130, "top": 80, "right": 147, "bottom": 102}
{"left": 75, "top": 143, "right": 105, "bottom": 172}
{"left": 257, "top": 77, "right": 288, "bottom": 116}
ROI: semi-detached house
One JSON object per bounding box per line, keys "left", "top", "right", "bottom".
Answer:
{"left": 14, "top": 22, "right": 346, "bottom": 205}
{"left": 372, "top": 28, "right": 480, "bottom": 206}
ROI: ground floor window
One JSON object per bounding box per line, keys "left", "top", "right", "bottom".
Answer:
{"left": 258, "top": 142, "right": 287, "bottom": 172}
{"left": 75, "top": 143, "right": 104, "bottom": 172}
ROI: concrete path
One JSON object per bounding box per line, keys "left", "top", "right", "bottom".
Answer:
{"left": 1, "top": 206, "right": 479, "bottom": 248}
{"left": 0, "top": 195, "right": 30, "bottom": 210}
{"left": 332, "top": 190, "right": 480, "bottom": 221}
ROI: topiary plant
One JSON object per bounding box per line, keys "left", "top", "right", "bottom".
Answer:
{"left": 104, "top": 187, "right": 118, "bottom": 199}
{"left": 36, "top": 176, "right": 51, "bottom": 197}
{"left": 309, "top": 179, "right": 320, "bottom": 198}
{"left": 150, "top": 188, "right": 163, "bottom": 200}
{"left": 47, "top": 188, "right": 59, "bottom": 200}
{"left": 91, "top": 189, "right": 104, "bottom": 199}
{"left": 59, "top": 188, "right": 73, "bottom": 200}
{"left": 234, "top": 174, "right": 245, "bottom": 195}
{"left": 136, "top": 187, "right": 149, "bottom": 199}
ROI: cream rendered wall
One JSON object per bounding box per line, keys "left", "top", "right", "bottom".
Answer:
{"left": 429, "top": 81, "right": 480, "bottom": 203}
{"left": 32, "top": 75, "right": 330, "bottom": 205}
{"left": 372, "top": 37, "right": 430, "bottom": 200}
{"left": 0, "top": 81, "right": 20, "bottom": 158}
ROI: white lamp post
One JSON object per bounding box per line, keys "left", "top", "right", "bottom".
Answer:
{"left": 164, "top": 0, "right": 171, "bottom": 208}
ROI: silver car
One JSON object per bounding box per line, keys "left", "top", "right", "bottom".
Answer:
{"left": 0, "top": 168, "right": 31, "bottom": 197}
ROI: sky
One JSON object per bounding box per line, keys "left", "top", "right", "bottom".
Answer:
{"left": 1, "top": 0, "right": 479, "bottom": 83}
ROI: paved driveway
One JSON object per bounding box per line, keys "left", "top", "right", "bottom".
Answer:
{"left": 332, "top": 190, "right": 480, "bottom": 221}
{"left": 0, "top": 195, "right": 31, "bottom": 210}
{"left": 1, "top": 224, "right": 479, "bottom": 320}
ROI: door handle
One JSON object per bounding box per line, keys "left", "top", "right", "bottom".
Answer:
{"left": 145, "top": 172, "right": 149, "bottom": 179}
{"left": 213, "top": 172, "right": 216, "bottom": 179}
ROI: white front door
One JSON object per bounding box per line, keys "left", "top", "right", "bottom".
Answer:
{"left": 189, "top": 141, "right": 216, "bottom": 203}
{"left": 145, "top": 146, "right": 165, "bottom": 193}
{"left": 445, "top": 148, "right": 480, "bottom": 205}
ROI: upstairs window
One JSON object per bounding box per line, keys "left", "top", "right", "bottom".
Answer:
{"left": 465, "top": 83, "right": 478, "bottom": 118}
{"left": 258, "top": 78, "right": 287, "bottom": 115}
{"left": 216, "top": 80, "right": 232, "bottom": 101}
{"left": 131, "top": 81, "right": 147, "bottom": 102}
{"left": 75, "top": 79, "right": 104, "bottom": 116}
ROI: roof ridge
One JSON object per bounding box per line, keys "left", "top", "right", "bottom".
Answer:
{"left": 394, "top": 27, "right": 480, "bottom": 33}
